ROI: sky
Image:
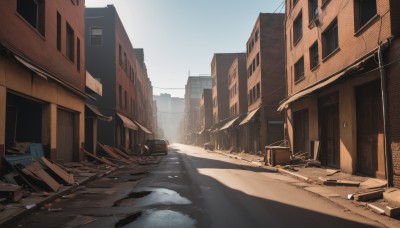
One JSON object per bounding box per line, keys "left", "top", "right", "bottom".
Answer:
{"left": 85, "top": 0, "right": 285, "bottom": 98}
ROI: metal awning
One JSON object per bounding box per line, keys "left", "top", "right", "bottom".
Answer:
{"left": 277, "top": 53, "right": 375, "bottom": 111}
{"left": 85, "top": 104, "right": 112, "bottom": 122}
{"left": 220, "top": 116, "right": 240, "bottom": 131}
{"left": 116, "top": 112, "right": 138, "bottom": 130}
{"left": 239, "top": 108, "right": 260, "bottom": 125}
{"left": 133, "top": 120, "right": 152, "bottom": 134}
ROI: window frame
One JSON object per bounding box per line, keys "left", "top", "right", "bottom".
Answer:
{"left": 294, "top": 56, "right": 305, "bottom": 82}
{"left": 90, "top": 27, "right": 103, "bottom": 46}
{"left": 322, "top": 19, "right": 339, "bottom": 60}
{"left": 293, "top": 11, "right": 303, "bottom": 45}
{"left": 354, "top": 0, "right": 377, "bottom": 33}
{"left": 309, "top": 41, "right": 319, "bottom": 70}
{"left": 66, "top": 22, "right": 75, "bottom": 63}
{"left": 16, "top": 0, "right": 45, "bottom": 36}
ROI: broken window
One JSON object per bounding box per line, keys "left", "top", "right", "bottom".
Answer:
{"left": 17, "top": 0, "right": 45, "bottom": 35}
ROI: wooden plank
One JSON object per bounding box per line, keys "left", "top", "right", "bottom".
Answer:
{"left": 23, "top": 162, "right": 61, "bottom": 192}
{"left": 82, "top": 149, "right": 116, "bottom": 167}
{"left": 97, "top": 143, "right": 121, "bottom": 159}
{"left": 41, "top": 157, "right": 75, "bottom": 185}
{"left": 109, "top": 147, "right": 132, "bottom": 160}
{"left": 313, "top": 141, "right": 320, "bottom": 160}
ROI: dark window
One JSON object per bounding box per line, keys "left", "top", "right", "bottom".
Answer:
{"left": 119, "top": 85, "right": 122, "bottom": 107}
{"left": 118, "top": 44, "right": 122, "bottom": 66}
{"left": 124, "top": 91, "right": 127, "bottom": 109}
{"left": 17, "top": 0, "right": 45, "bottom": 35}
{"left": 77, "top": 38, "right": 80, "bottom": 72}
{"left": 355, "top": 0, "right": 377, "bottom": 31}
{"left": 90, "top": 27, "right": 103, "bottom": 45}
{"left": 309, "top": 41, "right": 319, "bottom": 69}
{"left": 322, "top": 19, "right": 338, "bottom": 58}
{"left": 256, "top": 83, "right": 260, "bottom": 99}
{"left": 66, "top": 22, "right": 74, "bottom": 62}
{"left": 293, "top": 12, "right": 303, "bottom": 44}
{"left": 292, "top": 0, "right": 299, "bottom": 7}
{"left": 57, "top": 12, "right": 61, "bottom": 51}
{"left": 294, "top": 57, "right": 304, "bottom": 82}
{"left": 256, "top": 52, "right": 260, "bottom": 66}
{"left": 309, "top": 0, "right": 318, "bottom": 21}
{"left": 255, "top": 29, "right": 259, "bottom": 42}
{"left": 124, "top": 52, "right": 127, "bottom": 71}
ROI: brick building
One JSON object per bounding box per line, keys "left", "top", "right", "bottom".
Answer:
{"left": 280, "top": 0, "right": 400, "bottom": 186}
{"left": 240, "top": 13, "right": 286, "bottom": 153}
{"left": 183, "top": 76, "right": 212, "bottom": 144}
{"left": 218, "top": 53, "right": 248, "bottom": 151}
{"left": 85, "top": 5, "right": 153, "bottom": 152}
{"left": 199, "top": 89, "right": 213, "bottom": 146}
{"left": 0, "top": 0, "right": 87, "bottom": 165}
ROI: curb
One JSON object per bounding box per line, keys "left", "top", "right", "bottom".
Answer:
{"left": 277, "top": 168, "right": 310, "bottom": 182}
{"left": 214, "top": 150, "right": 278, "bottom": 173}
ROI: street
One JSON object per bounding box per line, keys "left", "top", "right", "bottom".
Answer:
{"left": 12, "top": 144, "right": 384, "bottom": 228}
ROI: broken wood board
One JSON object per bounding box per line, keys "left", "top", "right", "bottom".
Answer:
{"left": 98, "top": 143, "right": 121, "bottom": 159}
{"left": 82, "top": 149, "right": 116, "bottom": 167}
{"left": 353, "top": 189, "right": 384, "bottom": 202}
{"left": 0, "top": 184, "right": 22, "bottom": 202}
{"left": 22, "top": 162, "right": 61, "bottom": 192}
{"left": 319, "top": 177, "right": 360, "bottom": 187}
{"left": 312, "top": 141, "right": 320, "bottom": 160}
{"left": 326, "top": 169, "right": 340, "bottom": 176}
{"left": 110, "top": 147, "right": 133, "bottom": 160}
{"left": 41, "top": 157, "right": 75, "bottom": 185}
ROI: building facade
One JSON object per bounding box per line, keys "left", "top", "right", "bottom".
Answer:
{"left": 85, "top": 5, "right": 153, "bottom": 152}
{"left": 281, "top": 0, "right": 400, "bottom": 186}
{"left": 240, "top": 13, "right": 286, "bottom": 153}
{"left": 184, "top": 76, "right": 212, "bottom": 144}
{"left": 199, "top": 89, "right": 213, "bottom": 146}
{"left": 0, "top": 0, "right": 87, "bottom": 165}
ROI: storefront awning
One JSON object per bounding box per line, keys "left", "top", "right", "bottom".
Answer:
{"left": 220, "top": 116, "right": 240, "bottom": 131}
{"left": 239, "top": 108, "right": 260, "bottom": 126}
{"left": 133, "top": 120, "right": 152, "bottom": 134}
{"left": 277, "top": 53, "right": 375, "bottom": 111}
{"left": 85, "top": 104, "right": 112, "bottom": 122}
{"left": 116, "top": 112, "right": 138, "bottom": 130}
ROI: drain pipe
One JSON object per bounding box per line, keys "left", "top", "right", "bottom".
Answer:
{"left": 377, "top": 42, "right": 392, "bottom": 187}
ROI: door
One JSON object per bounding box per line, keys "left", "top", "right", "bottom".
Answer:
{"left": 57, "top": 108, "right": 75, "bottom": 162}
{"left": 356, "top": 80, "right": 384, "bottom": 178}
{"left": 293, "top": 109, "right": 309, "bottom": 154}
{"left": 319, "top": 93, "right": 340, "bottom": 168}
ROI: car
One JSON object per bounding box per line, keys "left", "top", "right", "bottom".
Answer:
{"left": 204, "top": 142, "right": 214, "bottom": 150}
{"left": 144, "top": 139, "right": 168, "bottom": 155}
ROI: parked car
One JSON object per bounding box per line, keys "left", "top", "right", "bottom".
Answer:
{"left": 204, "top": 142, "right": 214, "bottom": 150}
{"left": 144, "top": 139, "right": 168, "bottom": 155}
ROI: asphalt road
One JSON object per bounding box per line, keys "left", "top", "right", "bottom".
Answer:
{"left": 132, "top": 144, "right": 383, "bottom": 228}
{"left": 11, "top": 144, "right": 385, "bottom": 228}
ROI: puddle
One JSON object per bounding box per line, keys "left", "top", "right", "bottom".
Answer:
{"left": 115, "top": 211, "right": 142, "bottom": 227}
{"left": 121, "top": 210, "right": 196, "bottom": 228}
{"left": 132, "top": 188, "right": 191, "bottom": 207}
{"left": 168, "top": 157, "right": 179, "bottom": 160}
{"left": 113, "top": 191, "right": 152, "bottom": 207}
{"left": 167, "top": 176, "right": 179, "bottom": 179}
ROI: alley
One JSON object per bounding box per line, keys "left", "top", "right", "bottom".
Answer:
{"left": 12, "top": 144, "right": 388, "bottom": 227}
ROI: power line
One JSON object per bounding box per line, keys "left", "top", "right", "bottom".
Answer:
{"left": 153, "top": 86, "right": 185, "bottom": 90}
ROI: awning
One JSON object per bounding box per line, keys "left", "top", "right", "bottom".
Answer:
{"left": 116, "top": 112, "right": 138, "bottom": 130}
{"left": 277, "top": 53, "right": 375, "bottom": 111}
{"left": 85, "top": 71, "right": 102, "bottom": 96}
{"left": 85, "top": 104, "right": 112, "bottom": 122}
{"left": 239, "top": 108, "right": 260, "bottom": 125}
{"left": 133, "top": 120, "right": 152, "bottom": 134}
{"left": 220, "top": 116, "right": 240, "bottom": 131}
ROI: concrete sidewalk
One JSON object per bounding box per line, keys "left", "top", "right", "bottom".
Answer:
{"left": 213, "top": 148, "right": 400, "bottom": 226}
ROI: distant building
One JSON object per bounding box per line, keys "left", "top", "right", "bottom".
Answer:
{"left": 241, "top": 13, "right": 285, "bottom": 152}
{"left": 184, "top": 76, "right": 212, "bottom": 144}
{"left": 281, "top": 0, "right": 400, "bottom": 187}
{"left": 0, "top": 0, "right": 87, "bottom": 164}
{"left": 199, "top": 89, "right": 213, "bottom": 145}
{"left": 85, "top": 5, "right": 153, "bottom": 151}
{"left": 153, "top": 93, "right": 184, "bottom": 143}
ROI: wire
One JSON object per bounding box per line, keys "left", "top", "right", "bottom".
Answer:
{"left": 153, "top": 86, "right": 185, "bottom": 90}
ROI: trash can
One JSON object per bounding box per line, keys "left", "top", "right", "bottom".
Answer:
{"left": 265, "top": 146, "right": 291, "bottom": 166}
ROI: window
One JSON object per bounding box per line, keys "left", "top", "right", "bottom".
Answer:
{"left": 293, "top": 12, "right": 303, "bottom": 45}
{"left": 322, "top": 19, "right": 338, "bottom": 58}
{"left": 256, "top": 52, "right": 260, "bottom": 66}
{"left": 66, "top": 22, "right": 74, "bottom": 62}
{"left": 255, "top": 29, "right": 259, "bottom": 42}
{"left": 124, "top": 91, "right": 127, "bottom": 109}
{"left": 292, "top": 0, "right": 299, "bottom": 8}
{"left": 119, "top": 85, "right": 122, "bottom": 107}
{"left": 256, "top": 83, "right": 260, "bottom": 99}
{"left": 309, "top": 0, "right": 318, "bottom": 22}
{"left": 57, "top": 12, "right": 61, "bottom": 51}
{"left": 17, "top": 0, "right": 45, "bottom": 35}
{"left": 294, "top": 57, "right": 304, "bottom": 82}
{"left": 309, "top": 41, "right": 319, "bottom": 69}
{"left": 77, "top": 37, "right": 80, "bottom": 71}
{"left": 118, "top": 44, "right": 122, "bottom": 66}
{"left": 354, "top": 0, "right": 377, "bottom": 31}
{"left": 90, "top": 27, "right": 103, "bottom": 45}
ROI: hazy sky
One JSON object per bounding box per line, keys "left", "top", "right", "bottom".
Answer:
{"left": 85, "top": 0, "right": 284, "bottom": 98}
